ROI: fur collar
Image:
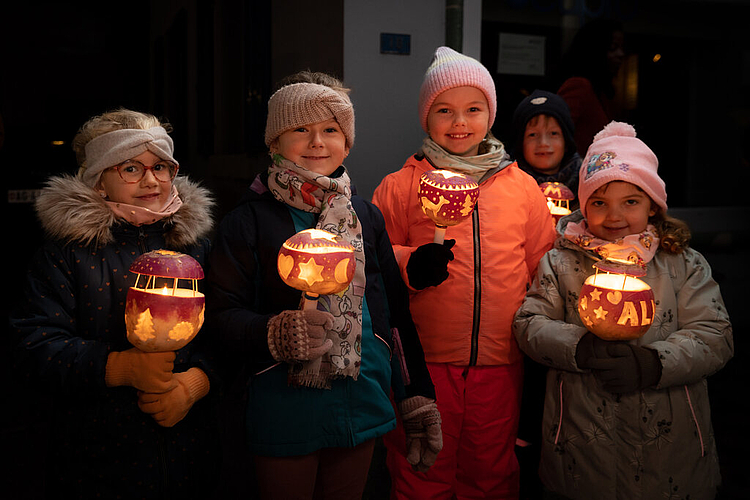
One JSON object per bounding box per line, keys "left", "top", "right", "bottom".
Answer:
{"left": 35, "top": 175, "right": 215, "bottom": 249}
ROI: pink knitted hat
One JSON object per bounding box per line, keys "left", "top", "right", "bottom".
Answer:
{"left": 418, "top": 46, "right": 497, "bottom": 132}
{"left": 265, "top": 82, "right": 355, "bottom": 148}
{"left": 579, "top": 121, "right": 667, "bottom": 217}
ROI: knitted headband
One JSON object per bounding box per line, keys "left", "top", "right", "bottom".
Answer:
{"left": 579, "top": 121, "right": 667, "bottom": 217}
{"left": 81, "top": 127, "right": 176, "bottom": 187}
{"left": 418, "top": 46, "right": 497, "bottom": 132}
{"left": 264, "top": 83, "right": 355, "bottom": 148}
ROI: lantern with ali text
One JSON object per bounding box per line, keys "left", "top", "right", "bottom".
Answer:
{"left": 277, "top": 229, "right": 356, "bottom": 310}
{"left": 125, "top": 250, "right": 205, "bottom": 352}
{"left": 418, "top": 169, "right": 479, "bottom": 244}
{"left": 540, "top": 182, "right": 574, "bottom": 224}
{"left": 577, "top": 259, "right": 655, "bottom": 341}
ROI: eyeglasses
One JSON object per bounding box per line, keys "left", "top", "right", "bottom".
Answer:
{"left": 109, "top": 159, "right": 179, "bottom": 183}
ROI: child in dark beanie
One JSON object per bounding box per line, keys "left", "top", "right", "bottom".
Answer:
{"left": 511, "top": 89, "right": 582, "bottom": 209}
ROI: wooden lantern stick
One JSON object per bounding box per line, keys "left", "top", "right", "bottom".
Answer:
{"left": 303, "top": 292, "right": 319, "bottom": 310}
{"left": 433, "top": 225, "right": 447, "bottom": 244}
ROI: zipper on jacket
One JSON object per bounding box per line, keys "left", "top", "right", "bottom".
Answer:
{"left": 469, "top": 201, "right": 481, "bottom": 366}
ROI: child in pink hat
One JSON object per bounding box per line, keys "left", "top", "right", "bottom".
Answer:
{"left": 373, "top": 46, "right": 557, "bottom": 499}
{"left": 514, "top": 121, "right": 733, "bottom": 499}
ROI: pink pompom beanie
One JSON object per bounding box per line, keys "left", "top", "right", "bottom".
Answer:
{"left": 418, "top": 46, "right": 497, "bottom": 132}
{"left": 579, "top": 121, "right": 667, "bottom": 217}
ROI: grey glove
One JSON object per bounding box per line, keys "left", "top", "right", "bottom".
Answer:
{"left": 267, "top": 309, "right": 334, "bottom": 363}
{"left": 398, "top": 396, "right": 443, "bottom": 473}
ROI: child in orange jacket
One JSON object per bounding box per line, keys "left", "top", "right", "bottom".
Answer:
{"left": 373, "top": 46, "right": 556, "bottom": 499}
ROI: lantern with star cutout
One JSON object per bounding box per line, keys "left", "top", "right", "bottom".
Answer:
{"left": 577, "top": 259, "right": 655, "bottom": 340}
{"left": 277, "top": 228, "right": 356, "bottom": 310}
{"left": 539, "top": 182, "right": 574, "bottom": 223}
{"left": 418, "top": 169, "right": 479, "bottom": 244}
{"left": 125, "top": 250, "right": 205, "bottom": 352}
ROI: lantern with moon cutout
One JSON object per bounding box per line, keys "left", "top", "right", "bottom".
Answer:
{"left": 540, "top": 182, "right": 574, "bottom": 223}
{"left": 418, "top": 169, "right": 479, "bottom": 244}
{"left": 125, "top": 250, "right": 205, "bottom": 352}
{"left": 277, "top": 229, "right": 356, "bottom": 310}
{"left": 577, "top": 259, "right": 655, "bottom": 340}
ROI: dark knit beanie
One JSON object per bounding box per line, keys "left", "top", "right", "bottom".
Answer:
{"left": 511, "top": 89, "right": 577, "bottom": 166}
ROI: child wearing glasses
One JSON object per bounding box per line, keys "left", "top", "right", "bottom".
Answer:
{"left": 9, "top": 108, "right": 221, "bottom": 499}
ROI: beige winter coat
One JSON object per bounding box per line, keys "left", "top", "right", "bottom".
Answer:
{"left": 513, "top": 212, "right": 733, "bottom": 500}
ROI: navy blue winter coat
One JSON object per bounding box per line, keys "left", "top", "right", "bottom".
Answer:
{"left": 10, "top": 175, "right": 221, "bottom": 499}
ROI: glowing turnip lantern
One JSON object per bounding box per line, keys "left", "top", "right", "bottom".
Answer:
{"left": 277, "top": 229, "right": 356, "bottom": 310}
{"left": 125, "top": 250, "right": 205, "bottom": 352}
{"left": 578, "top": 259, "right": 655, "bottom": 341}
{"left": 540, "top": 182, "right": 574, "bottom": 223}
{"left": 418, "top": 169, "right": 479, "bottom": 244}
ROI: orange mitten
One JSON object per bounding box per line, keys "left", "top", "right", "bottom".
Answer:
{"left": 105, "top": 348, "right": 177, "bottom": 393}
{"left": 137, "top": 367, "right": 210, "bottom": 427}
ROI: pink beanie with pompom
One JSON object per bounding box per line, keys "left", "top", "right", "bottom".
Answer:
{"left": 418, "top": 46, "right": 497, "bottom": 133}
{"left": 578, "top": 121, "right": 667, "bottom": 217}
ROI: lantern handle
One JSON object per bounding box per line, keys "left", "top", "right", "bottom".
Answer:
{"left": 303, "top": 292, "right": 319, "bottom": 310}
{"left": 433, "top": 226, "right": 447, "bottom": 244}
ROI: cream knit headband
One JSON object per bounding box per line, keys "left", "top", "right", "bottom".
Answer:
{"left": 264, "top": 83, "right": 355, "bottom": 148}
{"left": 80, "top": 127, "right": 177, "bottom": 187}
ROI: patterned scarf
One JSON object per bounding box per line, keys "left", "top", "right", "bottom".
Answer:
{"left": 267, "top": 154, "right": 365, "bottom": 388}
{"left": 421, "top": 135, "right": 510, "bottom": 182}
{"left": 106, "top": 185, "right": 183, "bottom": 226}
{"left": 564, "top": 219, "right": 659, "bottom": 267}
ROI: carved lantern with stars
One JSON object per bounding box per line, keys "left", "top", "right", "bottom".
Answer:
{"left": 540, "top": 182, "right": 574, "bottom": 223}
{"left": 577, "top": 259, "right": 655, "bottom": 340}
{"left": 125, "top": 250, "right": 205, "bottom": 352}
{"left": 418, "top": 169, "right": 479, "bottom": 244}
{"left": 277, "top": 229, "right": 356, "bottom": 310}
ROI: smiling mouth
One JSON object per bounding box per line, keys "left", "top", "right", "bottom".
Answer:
{"left": 447, "top": 133, "right": 471, "bottom": 139}
{"left": 302, "top": 156, "right": 330, "bottom": 160}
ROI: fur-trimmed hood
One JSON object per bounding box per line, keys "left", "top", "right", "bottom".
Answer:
{"left": 35, "top": 175, "right": 215, "bottom": 248}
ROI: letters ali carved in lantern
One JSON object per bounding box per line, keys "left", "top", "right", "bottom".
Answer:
{"left": 578, "top": 259, "right": 655, "bottom": 340}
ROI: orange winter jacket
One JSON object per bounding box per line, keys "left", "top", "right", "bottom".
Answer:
{"left": 372, "top": 153, "right": 556, "bottom": 366}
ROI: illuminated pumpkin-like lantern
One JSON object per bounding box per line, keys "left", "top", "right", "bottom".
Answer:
{"left": 578, "top": 259, "right": 655, "bottom": 340}
{"left": 125, "top": 250, "right": 205, "bottom": 352}
{"left": 418, "top": 169, "right": 479, "bottom": 243}
{"left": 540, "top": 182, "right": 574, "bottom": 223}
{"left": 277, "top": 228, "right": 356, "bottom": 310}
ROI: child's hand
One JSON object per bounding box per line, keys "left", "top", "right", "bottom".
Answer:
{"left": 138, "top": 367, "right": 210, "bottom": 427}
{"left": 574, "top": 332, "right": 609, "bottom": 368}
{"left": 105, "top": 348, "right": 178, "bottom": 393}
{"left": 586, "top": 343, "right": 662, "bottom": 393}
{"left": 267, "top": 309, "right": 334, "bottom": 362}
{"left": 398, "top": 396, "right": 443, "bottom": 473}
{"left": 406, "top": 239, "right": 456, "bottom": 289}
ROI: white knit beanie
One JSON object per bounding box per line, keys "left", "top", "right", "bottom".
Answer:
{"left": 264, "top": 83, "right": 355, "bottom": 148}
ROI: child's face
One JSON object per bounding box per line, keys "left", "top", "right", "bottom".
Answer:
{"left": 98, "top": 150, "right": 174, "bottom": 211}
{"left": 585, "top": 181, "right": 656, "bottom": 241}
{"left": 522, "top": 114, "right": 565, "bottom": 174}
{"left": 426, "top": 86, "right": 490, "bottom": 157}
{"left": 272, "top": 118, "right": 349, "bottom": 176}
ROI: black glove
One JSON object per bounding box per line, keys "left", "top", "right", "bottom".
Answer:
{"left": 586, "top": 343, "right": 662, "bottom": 394}
{"left": 574, "top": 331, "right": 610, "bottom": 369}
{"left": 406, "top": 239, "right": 455, "bottom": 290}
